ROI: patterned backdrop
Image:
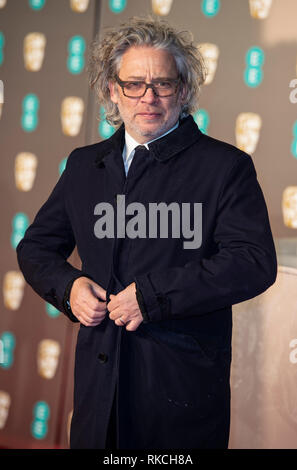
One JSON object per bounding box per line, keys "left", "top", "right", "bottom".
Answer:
{"left": 0, "top": 0, "right": 296, "bottom": 449}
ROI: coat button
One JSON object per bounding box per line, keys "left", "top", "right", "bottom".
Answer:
{"left": 98, "top": 352, "right": 108, "bottom": 363}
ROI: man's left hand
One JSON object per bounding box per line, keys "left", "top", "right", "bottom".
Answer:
{"left": 107, "top": 282, "right": 143, "bottom": 331}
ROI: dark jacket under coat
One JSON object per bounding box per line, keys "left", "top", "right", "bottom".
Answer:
{"left": 17, "top": 115, "right": 277, "bottom": 449}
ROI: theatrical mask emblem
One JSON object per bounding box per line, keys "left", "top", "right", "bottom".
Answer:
{"left": 198, "top": 43, "right": 219, "bottom": 85}
{"left": 201, "top": 0, "right": 220, "bottom": 17}
{"left": 11, "top": 212, "right": 29, "bottom": 250}
{"left": 193, "top": 109, "right": 210, "bottom": 135}
{"left": 235, "top": 112, "right": 262, "bottom": 154}
{"left": 70, "top": 0, "right": 89, "bottom": 12}
{"left": 37, "top": 339, "right": 61, "bottom": 379}
{"left": 61, "top": 96, "right": 84, "bottom": 136}
{"left": 15, "top": 152, "right": 38, "bottom": 192}
{"left": 3, "top": 271, "right": 25, "bottom": 311}
{"left": 67, "top": 409, "right": 73, "bottom": 446}
{"left": 249, "top": 0, "right": 273, "bottom": 19}
{"left": 0, "top": 76, "right": 3, "bottom": 119}
{"left": 31, "top": 401, "right": 50, "bottom": 439}
{"left": 59, "top": 157, "right": 68, "bottom": 176}
{"left": 67, "top": 36, "right": 86, "bottom": 74}
{"left": 291, "top": 121, "right": 297, "bottom": 158}
{"left": 0, "top": 332, "right": 15, "bottom": 369}
{"left": 21, "top": 94, "right": 39, "bottom": 132}
{"left": 24, "top": 33, "right": 46, "bottom": 72}
{"left": 0, "top": 31, "right": 5, "bottom": 66}
{"left": 282, "top": 187, "right": 297, "bottom": 229}
{"left": 29, "top": 0, "right": 46, "bottom": 10}
{"left": 109, "top": 0, "right": 126, "bottom": 13}
{"left": 0, "top": 391, "right": 11, "bottom": 429}
{"left": 45, "top": 302, "right": 60, "bottom": 318}
{"left": 151, "top": 0, "right": 173, "bottom": 16}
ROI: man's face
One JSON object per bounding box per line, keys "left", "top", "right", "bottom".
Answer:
{"left": 109, "top": 46, "right": 186, "bottom": 143}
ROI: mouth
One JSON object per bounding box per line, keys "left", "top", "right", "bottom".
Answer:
{"left": 136, "top": 112, "right": 162, "bottom": 120}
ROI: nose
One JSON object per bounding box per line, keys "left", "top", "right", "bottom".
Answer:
{"left": 140, "top": 86, "right": 158, "bottom": 103}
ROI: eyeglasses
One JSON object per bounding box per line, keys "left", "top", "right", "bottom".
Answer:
{"left": 114, "top": 74, "right": 180, "bottom": 98}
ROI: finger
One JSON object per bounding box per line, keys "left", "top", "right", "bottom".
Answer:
{"left": 78, "top": 282, "right": 106, "bottom": 308}
{"left": 108, "top": 306, "right": 123, "bottom": 321}
{"left": 77, "top": 289, "right": 107, "bottom": 311}
{"left": 107, "top": 294, "right": 119, "bottom": 312}
{"left": 90, "top": 283, "right": 106, "bottom": 302}
{"left": 79, "top": 314, "right": 106, "bottom": 327}
{"left": 76, "top": 307, "right": 106, "bottom": 325}
{"left": 125, "top": 318, "right": 142, "bottom": 331}
{"left": 114, "top": 316, "right": 130, "bottom": 327}
{"left": 87, "top": 299, "right": 107, "bottom": 313}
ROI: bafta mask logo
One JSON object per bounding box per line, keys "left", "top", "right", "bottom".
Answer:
{"left": 98, "top": 106, "right": 115, "bottom": 139}
{"left": 67, "top": 35, "right": 86, "bottom": 74}
{"left": 291, "top": 120, "right": 297, "bottom": 159}
{"left": 289, "top": 339, "right": 297, "bottom": 364}
{"left": 282, "top": 187, "right": 297, "bottom": 229}
{"left": 109, "top": 0, "right": 127, "bottom": 14}
{"left": 21, "top": 93, "right": 39, "bottom": 132}
{"left": 37, "top": 339, "right": 61, "bottom": 379}
{"left": 24, "top": 33, "right": 46, "bottom": 72}
{"left": 0, "top": 79, "right": 3, "bottom": 120}
{"left": 235, "top": 112, "right": 262, "bottom": 154}
{"left": 198, "top": 43, "right": 219, "bottom": 85}
{"left": 193, "top": 109, "right": 210, "bottom": 135}
{"left": 289, "top": 78, "right": 297, "bottom": 104}
{"left": 59, "top": 157, "right": 68, "bottom": 176}
{"left": 0, "top": 31, "right": 5, "bottom": 66}
{"left": 3, "top": 270, "right": 25, "bottom": 311}
{"left": 0, "top": 332, "right": 16, "bottom": 369}
{"left": 201, "top": 0, "right": 220, "bottom": 17}
{"left": 67, "top": 409, "right": 73, "bottom": 446}
{"left": 151, "top": 0, "right": 173, "bottom": 16}
{"left": 29, "top": 0, "right": 46, "bottom": 10}
{"left": 244, "top": 46, "right": 265, "bottom": 88}
{"left": 61, "top": 96, "right": 84, "bottom": 136}
{"left": 45, "top": 302, "right": 60, "bottom": 318}
{"left": 31, "top": 401, "right": 50, "bottom": 440}
{"left": 0, "top": 0, "right": 7, "bottom": 8}
{"left": 15, "top": 152, "right": 38, "bottom": 192}
{"left": 70, "top": 0, "right": 90, "bottom": 12}
{"left": 249, "top": 0, "right": 273, "bottom": 19}
{"left": 0, "top": 391, "right": 11, "bottom": 430}
{"left": 11, "top": 212, "right": 29, "bottom": 249}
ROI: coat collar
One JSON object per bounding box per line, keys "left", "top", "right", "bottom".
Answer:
{"left": 94, "top": 114, "right": 202, "bottom": 167}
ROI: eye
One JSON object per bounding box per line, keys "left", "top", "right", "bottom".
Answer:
{"left": 125, "top": 82, "right": 143, "bottom": 90}
{"left": 156, "top": 81, "right": 172, "bottom": 89}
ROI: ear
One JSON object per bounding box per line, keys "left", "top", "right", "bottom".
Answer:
{"left": 108, "top": 80, "right": 119, "bottom": 104}
{"left": 179, "top": 83, "right": 188, "bottom": 104}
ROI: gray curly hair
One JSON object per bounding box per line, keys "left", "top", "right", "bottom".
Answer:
{"left": 88, "top": 16, "right": 206, "bottom": 127}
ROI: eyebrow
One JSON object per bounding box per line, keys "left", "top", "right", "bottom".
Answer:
{"left": 125, "top": 76, "right": 177, "bottom": 81}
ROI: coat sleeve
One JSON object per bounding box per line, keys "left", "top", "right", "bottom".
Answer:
{"left": 16, "top": 150, "right": 86, "bottom": 322}
{"left": 134, "top": 153, "right": 277, "bottom": 322}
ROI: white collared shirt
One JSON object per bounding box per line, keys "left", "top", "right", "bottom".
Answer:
{"left": 122, "top": 121, "right": 179, "bottom": 175}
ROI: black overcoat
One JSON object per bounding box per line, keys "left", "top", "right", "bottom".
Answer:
{"left": 17, "top": 115, "right": 277, "bottom": 449}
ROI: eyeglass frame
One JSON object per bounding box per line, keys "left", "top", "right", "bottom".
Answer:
{"left": 114, "top": 74, "right": 181, "bottom": 98}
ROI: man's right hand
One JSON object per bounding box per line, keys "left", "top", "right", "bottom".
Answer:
{"left": 69, "top": 276, "right": 107, "bottom": 327}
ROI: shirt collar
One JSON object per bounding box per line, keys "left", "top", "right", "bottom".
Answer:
{"left": 124, "top": 120, "right": 179, "bottom": 162}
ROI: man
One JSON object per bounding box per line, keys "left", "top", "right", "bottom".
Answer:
{"left": 17, "top": 17, "right": 277, "bottom": 449}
